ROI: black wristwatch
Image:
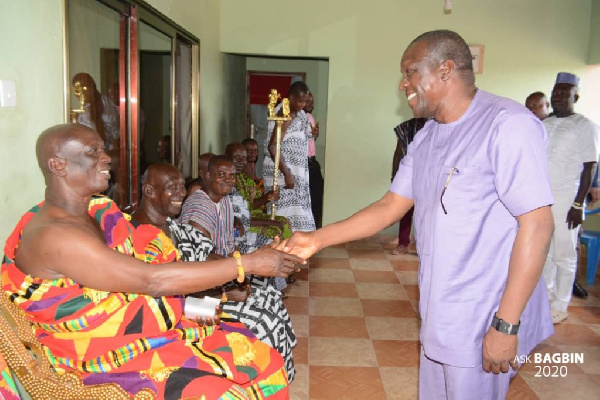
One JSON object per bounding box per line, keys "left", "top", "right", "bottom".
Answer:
{"left": 491, "top": 313, "right": 520, "bottom": 335}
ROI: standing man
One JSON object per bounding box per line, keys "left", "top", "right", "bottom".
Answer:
{"left": 524, "top": 88, "right": 590, "bottom": 300}
{"left": 282, "top": 30, "right": 554, "bottom": 399}
{"left": 543, "top": 72, "right": 600, "bottom": 323}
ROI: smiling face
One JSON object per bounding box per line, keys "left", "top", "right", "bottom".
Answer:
{"left": 60, "top": 128, "right": 111, "bottom": 193}
{"left": 551, "top": 83, "right": 578, "bottom": 117}
{"left": 148, "top": 165, "right": 186, "bottom": 218}
{"left": 204, "top": 158, "right": 236, "bottom": 200}
{"left": 399, "top": 41, "right": 442, "bottom": 119}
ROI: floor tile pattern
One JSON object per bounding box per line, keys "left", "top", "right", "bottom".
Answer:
{"left": 284, "top": 235, "right": 600, "bottom": 399}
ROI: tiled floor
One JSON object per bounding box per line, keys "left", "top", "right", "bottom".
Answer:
{"left": 283, "top": 235, "right": 600, "bottom": 399}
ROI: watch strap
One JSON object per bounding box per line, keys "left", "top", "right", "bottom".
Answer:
{"left": 491, "top": 313, "right": 520, "bottom": 335}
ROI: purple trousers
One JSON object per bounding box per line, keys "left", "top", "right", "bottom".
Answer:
{"left": 419, "top": 347, "right": 511, "bottom": 400}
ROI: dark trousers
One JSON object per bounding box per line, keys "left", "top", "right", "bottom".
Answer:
{"left": 398, "top": 206, "right": 414, "bottom": 247}
{"left": 308, "top": 156, "right": 324, "bottom": 228}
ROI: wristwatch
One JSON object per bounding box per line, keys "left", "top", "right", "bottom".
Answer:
{"left": 491, "top": 313, "right": 520, "bottom": 335}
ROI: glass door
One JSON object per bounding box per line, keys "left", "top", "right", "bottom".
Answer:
{"left": 66, "top": 0, "right": 199, "bottom": 211}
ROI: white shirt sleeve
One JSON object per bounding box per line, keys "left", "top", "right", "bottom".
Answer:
{"left": 577, "top": 115, "right": 600, "bottom": 164}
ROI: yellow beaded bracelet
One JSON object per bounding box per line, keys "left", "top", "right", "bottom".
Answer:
{"left": 233, "top": 251, "right": 245, "bottom": 283}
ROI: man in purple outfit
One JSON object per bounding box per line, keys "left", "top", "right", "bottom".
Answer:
{"left": 281, "top": 30, "right": 554, "bottom": 399}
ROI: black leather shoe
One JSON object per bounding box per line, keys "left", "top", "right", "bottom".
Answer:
{"left": 573, "top": 280, "right": 589, "bottom": 299}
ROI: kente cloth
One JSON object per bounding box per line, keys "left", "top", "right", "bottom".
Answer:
{"left": 235, "top": 173, "right": 292, "bottom": 240}
{"left": 0, "top": 353, "right": 20, "bottom": 400}
{"left": 263, "top": 105, "right": 316, "bottom": 232}
{"left": 167, "top": 221, "right": 297, "bottom": 382}
{"left": 1, "top": 197, "right": 288, "bottom": 399}
{"left": 180, "top": 189, "right": 235, "bottom": 257}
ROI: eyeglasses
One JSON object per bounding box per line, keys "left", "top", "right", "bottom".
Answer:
{"left": 440, "top": 167, "right": 459, "bottom": 215}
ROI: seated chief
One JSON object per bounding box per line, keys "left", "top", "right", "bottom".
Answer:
{"left": 2, "top": 123, "right": 300, "bottom": 399}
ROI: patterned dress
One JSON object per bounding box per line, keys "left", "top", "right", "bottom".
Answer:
{"left": 263, "top": 106, "right": 316, "bottom": 232}
{"left": 1, "top": 197, "right": 289, "bottom": 399}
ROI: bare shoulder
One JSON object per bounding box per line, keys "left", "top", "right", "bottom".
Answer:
{"left": 15, "top": 214, "right": 108, "bottom": 279}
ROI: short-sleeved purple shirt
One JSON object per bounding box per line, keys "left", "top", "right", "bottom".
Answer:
{"left": 391, "top": 90, "right": 554, "bottom": 367}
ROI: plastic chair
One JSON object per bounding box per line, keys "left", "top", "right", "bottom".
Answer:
{"left": 580, "top": 207, "right": 600, "bottom": 285}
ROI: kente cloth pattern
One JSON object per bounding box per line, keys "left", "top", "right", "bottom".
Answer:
{"left": 1, "top": 197, "right": 288, "bottom": 399}
{"left": 263, "top": 105, "right": 316, "bottom": 232}
{"left": 235, "top": 173, "right": 292, "bottom": 240}
{"left": 171, "top": 220, "right": 297, "bottom": 382}
{"left": 0, "top": 353, "right": 20, "bottom": 400}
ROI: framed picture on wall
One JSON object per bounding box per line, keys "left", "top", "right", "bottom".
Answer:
{"left": 469, "top": 45, "right": 485, "bottom": 74}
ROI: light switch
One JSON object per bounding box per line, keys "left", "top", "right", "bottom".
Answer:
{"left": 0, "top": 80, "right": 17, "bottom": 108}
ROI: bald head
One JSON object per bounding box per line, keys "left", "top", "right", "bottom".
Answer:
{"left": 141, "top": 163, "right": 181, "bottom": 186}
{"left": 35, "top": 123, "right": 111, "bottom": 195}
{"left": 36, "top": 123, "right": 96, "bottom": 177}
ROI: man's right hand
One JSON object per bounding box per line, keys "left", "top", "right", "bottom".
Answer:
{"left": 281, "top": 232, "right": 321, "bottom": 260}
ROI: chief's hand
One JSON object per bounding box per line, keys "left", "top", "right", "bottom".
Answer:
{"left": 195, "top": 305, "right": 222, "bottom": 327}
{"left": 482, "top": 328, "right": 519, "bottom": 374}
{"left": 246, "top": 246, "right": 302, "bottom": 278}
{"left": 566, "top": 207, "right": 583, "bottom": 230}
{"left": 282, "top": 231, "right": 320, "bottom": 260}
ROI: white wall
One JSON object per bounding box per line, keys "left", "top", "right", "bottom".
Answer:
{"left": 221, "top": 0, "right": 596, "bottom": 225}
{"left": 0, "top": 0, "right": 65, "bottom": 243}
